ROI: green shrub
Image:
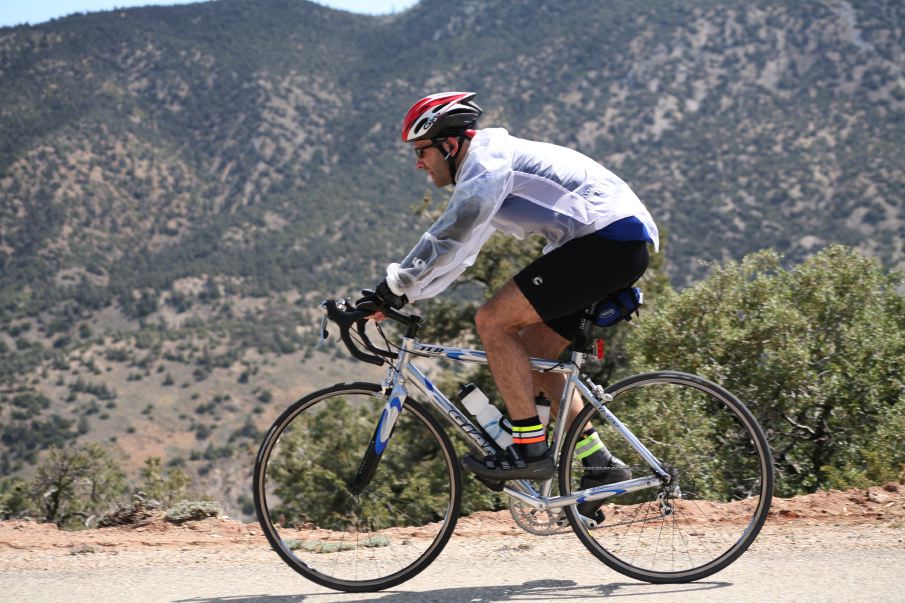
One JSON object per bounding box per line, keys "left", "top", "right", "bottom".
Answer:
{"left": 30, "top": 443, "right": 127, "bottom": 529}
{"left": 627, "top": 246, "right": 905, "bottom": 496}
{"left": 165, "top": 500, "right": 222, "bottom": 524}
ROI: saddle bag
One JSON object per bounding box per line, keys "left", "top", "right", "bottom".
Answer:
{"left": 593, "top": 287, "right": 643, "bottom": 327}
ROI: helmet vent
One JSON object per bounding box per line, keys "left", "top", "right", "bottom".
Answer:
{"left": 401, "top": 92, "right": 483, "bottom": 142}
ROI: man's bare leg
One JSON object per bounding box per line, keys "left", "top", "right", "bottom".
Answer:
{"left": 518, "top": 322, "right": 583, "bottom": 427}
{"left": 465, "top": 280, "right": 561, "bottom": 478}
{"left": 474, "top": 280, "right": 545, "bottom": 420}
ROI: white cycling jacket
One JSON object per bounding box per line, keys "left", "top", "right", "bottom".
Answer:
{"left": 386, "top": 128, "right": 659, "bottom": 302}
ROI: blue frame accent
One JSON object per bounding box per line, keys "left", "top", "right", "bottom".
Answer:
{"left": 375, "top": 396, "right": 403, "bottom": 455}
{"left": 576, "top": 487, "right": 627, "bottom": 503}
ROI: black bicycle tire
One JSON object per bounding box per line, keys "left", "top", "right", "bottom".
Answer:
{"left": 559, "top": 371, "right": 774, "bottom": 583}
{"left": 253, "top": 382, "right": 462, "bottom": 592}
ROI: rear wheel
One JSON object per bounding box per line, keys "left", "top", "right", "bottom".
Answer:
{"left": 253, "top": 382, "right": 461, "bottom": 592}
{"left": 560, "top": 371, "right": 773, "bottom": 583}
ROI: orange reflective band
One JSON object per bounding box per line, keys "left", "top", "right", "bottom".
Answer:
{"left": 512, "top": 435, "right": 546, "bottom": 444}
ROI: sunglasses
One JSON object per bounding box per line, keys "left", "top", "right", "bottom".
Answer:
{"left": 413, "top": 140, "right": 447, "bottom": 159}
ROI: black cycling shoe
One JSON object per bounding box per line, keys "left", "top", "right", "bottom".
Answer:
{"left": 473, "top": 475, "right": 505, "bottom": 492}
{"left": 576, "top": 457, "right": 631, "bottom": 522}
{"left": 462, "top": 446, "right": 556, "bottom": 481}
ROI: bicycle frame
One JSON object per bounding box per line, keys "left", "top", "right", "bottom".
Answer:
{"left": 374, "top": 334, "right": 671, "bottom": 517}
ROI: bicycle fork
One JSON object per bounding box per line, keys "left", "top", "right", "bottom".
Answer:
{"left": 348, "top": 381, "right": 407, "bottom": 495}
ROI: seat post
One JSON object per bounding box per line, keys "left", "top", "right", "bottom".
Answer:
{"left": 568, "top": 304, "right": 598, "bottom": 361}
{"left": 569, "top": 346, "right": 587, "bottom": 370}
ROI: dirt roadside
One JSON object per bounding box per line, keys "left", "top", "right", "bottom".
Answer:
{"left": 1, "top": 482, "right": 903, "bottom": 572}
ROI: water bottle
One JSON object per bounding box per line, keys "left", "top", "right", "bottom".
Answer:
{"left": 535, "top": 393, "right": 552, "bottom": 426}
{"left": 458, "top": 383, "right": 513, "bottom": 449}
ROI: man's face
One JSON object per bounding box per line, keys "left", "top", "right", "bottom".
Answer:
{"left": 412, "top": 138, "right": 454, "bottom": 187}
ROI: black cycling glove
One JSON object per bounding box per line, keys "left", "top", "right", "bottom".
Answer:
{"left": 356, "top": 279, "right": 408, "bottom": 311}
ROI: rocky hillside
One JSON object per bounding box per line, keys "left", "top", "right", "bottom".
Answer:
{"left": 0, "top": 0, "right": 903, "bottom": 517}
{"left": 2, "top": 0, "right": 903, "bottom": 305}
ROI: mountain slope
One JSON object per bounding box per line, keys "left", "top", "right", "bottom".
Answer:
{"left": 1, "top": 0, "right": 903, "bottom": 313}
{"left": 0, "top": 0, "right": 903, "bottom": 516}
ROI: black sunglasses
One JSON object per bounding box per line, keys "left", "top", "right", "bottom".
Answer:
{"left": 413, "top": 139, "right": 447, "bottom": 159}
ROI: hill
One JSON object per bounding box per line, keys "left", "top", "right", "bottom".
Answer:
{"left": 0, "top": 0, "right": 903, "bottom": 517}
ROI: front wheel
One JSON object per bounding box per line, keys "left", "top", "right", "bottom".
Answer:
{"left": 560, "top": 371, "right": 773, "bottom": 583}
{"left": 253, "top": 382, "right": 462, "bottom": 592}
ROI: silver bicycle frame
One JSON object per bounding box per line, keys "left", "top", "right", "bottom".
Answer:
{"left": 372, "top": 334, "right": 671, "bottom": 513}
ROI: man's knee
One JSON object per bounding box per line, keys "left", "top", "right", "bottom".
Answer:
{"left": 475, "top": 303, "right": 510, "bottom": 335}
{"left": 476, "top": 280, "right": 544, "bottom": 336}
{"left": 474, "top": 304, "right": 493, "bottom": 334}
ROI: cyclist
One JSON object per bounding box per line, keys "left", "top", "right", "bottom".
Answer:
{"left": 359, "top": 91, "right": 659, "bottom": 516}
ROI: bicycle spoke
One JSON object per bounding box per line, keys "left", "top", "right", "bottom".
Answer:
{"left": 254, "top": 385, "right": 461, "bottom": 592}
{"left": 561, "top": 372, "right": 772, "bottom": 583}
{"left": 652, "top": 508, "right": 664, "bottom": 569}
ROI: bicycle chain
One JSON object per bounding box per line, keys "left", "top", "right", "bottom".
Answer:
{"left": 508, "top": 465, "right": 657, "bottom": 535}
{"left": 573, "top": 464, "right": 684, "bottom": 530}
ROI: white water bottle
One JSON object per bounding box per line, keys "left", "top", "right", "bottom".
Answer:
{"left": 458, "top": 383, "right": 513, "bottom": 449}
{"left": 535, "top": 393, "right": 552, "bottom": 426}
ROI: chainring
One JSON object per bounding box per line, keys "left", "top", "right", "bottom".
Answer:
{"left": 509, "top": 499, "right": 569, "bottom": 535}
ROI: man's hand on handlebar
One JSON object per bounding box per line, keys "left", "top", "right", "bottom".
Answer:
{"left": 320, "top": 293, "right": 419, "bottom": 366}
{"left": 356, "top": 280, "right": 408, "bottom": 314}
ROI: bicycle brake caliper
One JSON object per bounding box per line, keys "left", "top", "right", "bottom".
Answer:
{"left": 582, "top": 375, "right": 612, "bottom": 407}
{"left": 378, "top": 366, "right": 396, "bottom": 399}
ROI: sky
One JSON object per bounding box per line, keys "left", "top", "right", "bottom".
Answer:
{"left": 0, "top": 0, "right": 420, "bottom": 29}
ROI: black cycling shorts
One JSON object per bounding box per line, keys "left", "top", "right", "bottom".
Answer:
{"left": 513, "top": 235, "right": 649, "bottom": 341}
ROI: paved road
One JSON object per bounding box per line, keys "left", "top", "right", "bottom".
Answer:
{"left": 4, "top": 546, "right": 903, "bottom": 603}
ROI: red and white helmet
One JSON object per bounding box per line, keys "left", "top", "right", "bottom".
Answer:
{"left": 401, "top": 91, "right": 483, "bottom": 142}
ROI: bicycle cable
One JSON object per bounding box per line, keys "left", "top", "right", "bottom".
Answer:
{"left": 370, "top": 321, "right": 445, "bottom": 361}
{"left": 371, "top": 321, "right": 400, "bottom": 371}
{"left": 349, "top": 318, "right": 437, "bottom": 368}
{"left": 345, "top": 321, "right": 399, "bottom": 371}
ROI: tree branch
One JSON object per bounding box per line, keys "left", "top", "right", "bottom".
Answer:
{"left": 781, "top": 412, "right": 817, "bottom": 436}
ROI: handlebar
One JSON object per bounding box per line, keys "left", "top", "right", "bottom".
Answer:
{"left": 319, "top": 298, "right": 422, "bottom": 366}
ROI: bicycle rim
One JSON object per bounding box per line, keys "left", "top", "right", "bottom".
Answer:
{"left": 561, "top": 371, "right": 773, "bottom": 583}
{"left": 253, "top": 383, "right": 461, "bottom": 592}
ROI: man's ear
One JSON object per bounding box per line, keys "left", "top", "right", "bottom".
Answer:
{"left": 445, "top": 136, "right": 460, "bottom": 157}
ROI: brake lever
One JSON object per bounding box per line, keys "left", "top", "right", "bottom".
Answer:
{"left": 319, "top": 298, "right": 385, "bottom": 366}
{"left": 315, "top": 308, "right": 329, "bottom": 349}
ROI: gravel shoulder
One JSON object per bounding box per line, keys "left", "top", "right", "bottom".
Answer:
{"left": 1, "top": 483, "right": 903, "bottom": 602}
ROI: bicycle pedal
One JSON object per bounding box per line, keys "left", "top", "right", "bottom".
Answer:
{"left": 578, "top": 510, "right": 605, "bottom": 529}
{"left": 473, "top": 474, "right": 505, "bottom": 492}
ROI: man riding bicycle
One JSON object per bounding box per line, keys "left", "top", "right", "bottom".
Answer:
{"left": 359, "top": 92, "right": 659, "bottom": 515}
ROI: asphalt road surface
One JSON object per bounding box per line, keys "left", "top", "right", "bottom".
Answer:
{"left": 3, "top": 541, "right": 903, "bottom": 602}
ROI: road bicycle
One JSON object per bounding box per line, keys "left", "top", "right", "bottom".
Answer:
{"left": 253, "top": 296, "right": 773, "bottom": 592}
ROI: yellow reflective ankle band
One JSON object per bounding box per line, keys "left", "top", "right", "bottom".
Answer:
{"left": 575, "top": 432, "right": 604, "bottom": 459}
